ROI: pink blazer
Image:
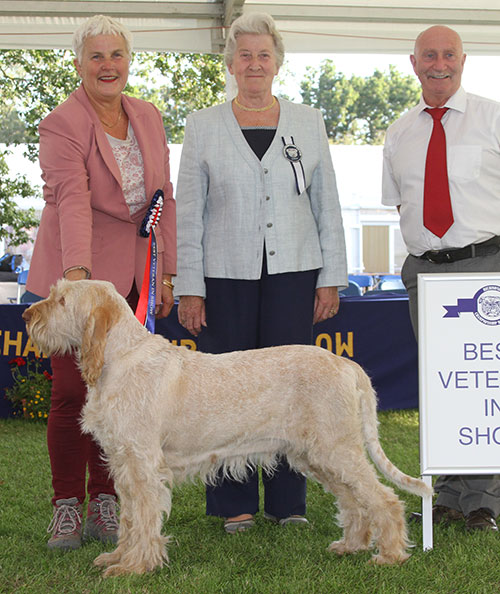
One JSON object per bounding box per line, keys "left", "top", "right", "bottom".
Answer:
{"left": 27, "top": 84, "right": 176, "bottom": 299}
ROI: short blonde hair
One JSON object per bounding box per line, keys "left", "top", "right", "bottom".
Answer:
{"left": 224, "top": 12, "right": 285, "bottom": 69}
{"left": 72, "top": 14, "right": 133, "bottom": 62}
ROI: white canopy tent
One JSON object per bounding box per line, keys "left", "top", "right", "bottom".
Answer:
{"left": 1, "top": 1, "right": 500, "bottom": 55}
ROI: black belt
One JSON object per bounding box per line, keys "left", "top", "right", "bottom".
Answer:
{"left": 419, "top": 236, "right": 500, "bottom": 264}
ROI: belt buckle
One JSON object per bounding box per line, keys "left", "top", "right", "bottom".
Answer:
{"left": 426, "top": 250, "right": 441, "bottom": 263}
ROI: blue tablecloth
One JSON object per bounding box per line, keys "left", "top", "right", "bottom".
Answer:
{"left": 0, "top": 294, "right": 418, "bottom": 418}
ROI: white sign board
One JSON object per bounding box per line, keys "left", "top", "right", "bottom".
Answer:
{"left": 419, "top": 273, "right": 500, "bottom": 475}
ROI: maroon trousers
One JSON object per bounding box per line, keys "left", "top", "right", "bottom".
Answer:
{"left": 47, "top": 285, "right": 139, "bottom": 505}
{"left": 47, "top": 354, "right": 115, "bottom": 505}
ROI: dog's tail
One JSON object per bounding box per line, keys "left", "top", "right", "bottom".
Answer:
{"left": 357, "top": 366, "right": 432, "bottom": 498}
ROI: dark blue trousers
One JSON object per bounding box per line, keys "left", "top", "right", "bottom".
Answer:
{"left": 199, "top": 260, "right": 318, "bottom": 519}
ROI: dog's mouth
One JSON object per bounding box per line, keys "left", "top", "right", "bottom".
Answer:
{"left": 22, "top": 309, "right": 34, "bottom": 338}
{"left": 22, "top": 305, "right": 48, "bottom": 351}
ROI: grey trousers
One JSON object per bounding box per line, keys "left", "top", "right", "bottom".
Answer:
{"left": 401, "top": 249, "right": 500, "bottom": 517}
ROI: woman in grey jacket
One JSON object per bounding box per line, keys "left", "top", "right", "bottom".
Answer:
{"left": 174, "top": 12, "right": 347, "bottom": 534}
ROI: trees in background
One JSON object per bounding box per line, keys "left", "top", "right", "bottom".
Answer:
{"left": 0, "top": 49, "right": 419, "bottom": 245}
{"left": 1, "top": 50, "right": 419, "bottom": 148}
{"left": 301, "top": 60, "right": 419, "bottom": 144}
{"left": 0, "top": 49, "right": 225, "bottom": 246}
{"left": 0, "top": 50, "right": 74, "bottom": 246}
{"left": 0, "top": 151, "right": 39, "bottom": 247}
{"left": 0, "top": 49, "right": 226, "bottom": 147}
{"left": 132, "top": 52, "right": 226, "bottom": 143}
{"left": 0, "top": 50, "right": 80, "bottom": 156}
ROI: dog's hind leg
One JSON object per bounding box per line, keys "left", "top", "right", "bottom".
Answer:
{"left": 309, "top": 455, "right": 410, "bottom": 565}
{"left": 328, "top": 482, "right": 373, "bottom": 554}
{"left": 93, "top": 447, "right": 171, "bottom": 577}
{"left": 334, "top": 478, "right": 409, "bottom": 565}
{"left": 308, "top": 466, "right": 372, "bottom": 555}
{"left": 367, "top": 484, "right": 410, "bottom": 566}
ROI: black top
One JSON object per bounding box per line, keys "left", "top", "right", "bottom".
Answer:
{"left": 241, "top": 127, "right": 276, "bottom": 161}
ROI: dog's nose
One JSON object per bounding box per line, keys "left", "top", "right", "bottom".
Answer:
{"left": 22, "top": 308, "right": 32, "bottom": 322}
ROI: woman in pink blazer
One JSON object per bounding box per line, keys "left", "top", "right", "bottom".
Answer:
{"left": 26, "top": 15, "right": 176, "bottom": 551}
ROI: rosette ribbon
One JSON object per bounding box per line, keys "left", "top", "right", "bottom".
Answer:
{"left": 135, "top": 189, "right": 164, "bottom": 333}
{"left": 282, "top": 136, "right": 306, "bottom": 195}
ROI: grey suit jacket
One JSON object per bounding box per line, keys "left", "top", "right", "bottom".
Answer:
{"left": 174, "top": 98, "right": 347, "bottom": 298}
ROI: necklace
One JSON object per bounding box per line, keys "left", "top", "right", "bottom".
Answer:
{"left": 100, "top": 109, "right": 123, "bottom": 128}
{"left": 234, "top": 96, "right": 276, "bottom": 112}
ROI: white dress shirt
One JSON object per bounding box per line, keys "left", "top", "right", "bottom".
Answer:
{"left": 382, "top": 87, "right": 500, "bottom": 256}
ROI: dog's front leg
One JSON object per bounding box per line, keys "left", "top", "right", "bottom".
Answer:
{"left": 93, "top": 447, "right": 172, "bottom": 577}
{"left": 93, "top": 502, "right": 133, "bottom": 570}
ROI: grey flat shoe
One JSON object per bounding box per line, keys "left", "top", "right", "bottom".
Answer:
{"left": 264, "top": 513, "right": 309, "bottom": 526}
{"left": 223, "top": 518, "right": 255, "bottom": 534}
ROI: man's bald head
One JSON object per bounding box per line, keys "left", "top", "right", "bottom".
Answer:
{"left": 410, "top": 25, "right": 466, "bottom": 107}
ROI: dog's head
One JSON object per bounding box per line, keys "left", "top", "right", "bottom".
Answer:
{"left": 23, "top": 279, "right": 126, "bottom": 386}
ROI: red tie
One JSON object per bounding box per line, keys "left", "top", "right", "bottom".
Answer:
{"left": 423, "top": 107, "right": 454, "bottom": 237}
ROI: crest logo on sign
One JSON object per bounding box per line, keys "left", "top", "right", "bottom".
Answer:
{"left": 443, "top": 285, "right": 500, "bottom": 326}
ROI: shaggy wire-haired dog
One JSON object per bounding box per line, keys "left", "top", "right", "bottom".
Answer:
{"left": 23, "top": 279, "right": 431, "bottom": 577}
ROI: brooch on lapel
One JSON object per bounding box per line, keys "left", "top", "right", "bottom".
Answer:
{"left": 282, "top": 136, "right": 306, "bottom": 194}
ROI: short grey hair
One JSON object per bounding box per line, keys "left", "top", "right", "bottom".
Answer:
{"left": 224, "top": 12, "right": 285, "bottom": 69}
{"left": 72, "top": 14, "right": 133, "bottom": 63}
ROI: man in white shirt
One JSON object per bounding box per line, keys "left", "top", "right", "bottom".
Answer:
{"left": 383, "top": 25, "right": 500, "bottom": 531}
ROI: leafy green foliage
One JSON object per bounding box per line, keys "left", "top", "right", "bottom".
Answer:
{"left": 0, "top": 49, "right": 79, "bottom": 157}
{"left": 131, "top": 52, "right": 226, "bottom": 143}
{"left": 0, "top": 149, "right": 40, "bottom": 246}
{"left": 301, "top": 60, "right": 420, "bottom": 144}
{"left": 0, "top": 49, "right": 226, "bottom": 147}
{"left": 0, "top": 105, "right": 33, "bottom": 144}
{"left": 0, "top": 49, "right": 225, "bottom": 246}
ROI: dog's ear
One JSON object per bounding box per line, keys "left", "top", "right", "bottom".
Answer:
{"left": 79, "top": 305, "right": 116, "bottom": 386}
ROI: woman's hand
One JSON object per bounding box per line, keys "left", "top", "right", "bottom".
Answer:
{"left": 313, "top": 286, "right": 340, "bottom": 324}
{"left": 156, "top": 283, "right": 175, "bottom": 319}
{"left": 178, "top": 295, "right": 206, "bottom": 337}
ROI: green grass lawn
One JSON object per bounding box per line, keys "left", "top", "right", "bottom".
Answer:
{"left": 1, "top": 411, "right": 500, "bottom": 593}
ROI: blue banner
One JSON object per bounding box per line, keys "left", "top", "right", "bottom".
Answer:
{"left": 0, "top": 294, "right": 418, "bottom": 418}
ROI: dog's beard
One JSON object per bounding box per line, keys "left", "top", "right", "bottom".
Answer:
{"left": 26, "top": 305, "right": 70, "bottom": 357}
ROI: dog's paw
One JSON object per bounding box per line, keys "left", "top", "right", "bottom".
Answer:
{"left": 370, "top": 551, "right": 410, "bottom": 565}
{"left": 101, "top": 560, "right": 164, "bottom": 577}
{"left": 327, "top": 540, "right": 369, "bottom": 555}
{"left": 102, "top": 563, "right": 139, "bottom": 577}
{"left": 94, "top": 551, "right": 120, "bottom": 568}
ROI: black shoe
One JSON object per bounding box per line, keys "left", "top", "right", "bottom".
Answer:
{"left": 465, "top": 508, "right": 498, "bottom": 532}
{"left": 409, "top": 505, "right": 463, "bottom": 525}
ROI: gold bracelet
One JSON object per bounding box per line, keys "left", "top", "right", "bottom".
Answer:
{"left": 63, "top": 266, "right": 91, "bottom": 279}
{"left": 161, "top": 279, "right": 174, "bottom": 289}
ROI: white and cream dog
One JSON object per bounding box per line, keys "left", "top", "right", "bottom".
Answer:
{"left": 23, "top": 279, "right": 431, "bottom": 576}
